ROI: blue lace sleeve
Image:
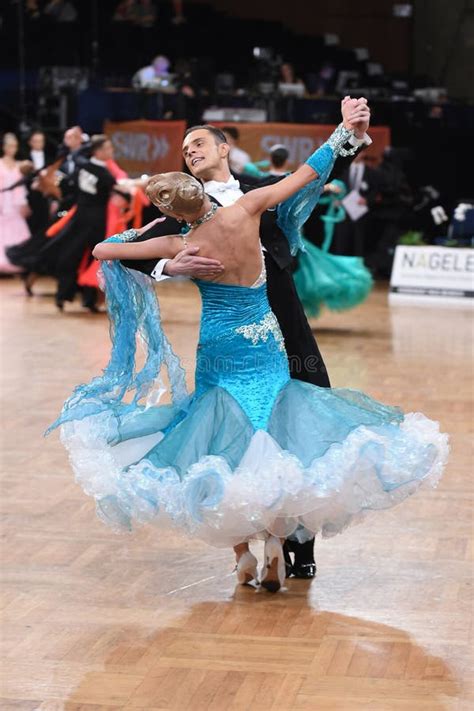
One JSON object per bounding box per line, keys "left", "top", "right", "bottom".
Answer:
{"left": 277, "top": 124, "right": 354, "bottom": 255}
{"left": 46, "top": 230, "right": 188, "bottom": 434}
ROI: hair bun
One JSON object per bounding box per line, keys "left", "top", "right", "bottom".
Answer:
{"left": 146, "top": 172, "right": 205, "bottom": 214}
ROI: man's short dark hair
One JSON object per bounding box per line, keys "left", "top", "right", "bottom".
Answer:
{"left": 222, "top": 126, "right": 239, "bottom": 141}
{"left": 184, "top": 124, "right": 228, "bottom": 145}
{"left": 270, "top": 146, "right": 289, "bottom": 168}
{"left": 89, "top": 134, "right": 110, "bottom": 155}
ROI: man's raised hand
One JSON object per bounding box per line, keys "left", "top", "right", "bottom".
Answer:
{"left": 163, "top": 245, "right": 225, "bottom": 278}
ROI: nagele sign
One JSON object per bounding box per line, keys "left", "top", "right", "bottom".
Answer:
{"left": 389, "top": 245, "right": 474, "bottom": 307}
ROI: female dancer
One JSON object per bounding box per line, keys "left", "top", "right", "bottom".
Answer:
{"left": 0, "top": 133, "right": 30, "bottom": 273}
{"left": 49, "top": 122, "right": 448, "bottom": 593}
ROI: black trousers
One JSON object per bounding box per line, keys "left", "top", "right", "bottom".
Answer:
{"left": 27, "top": 190, "right": 50, "bottom": 234}
{"left": 264, "top": 253, "right": 330, "bottom": 388}
{"left": 55, "top": 207, "right": 106, "bottom": 305}
{"left": 265, "top": 253, "right": 329, "bottom": 558}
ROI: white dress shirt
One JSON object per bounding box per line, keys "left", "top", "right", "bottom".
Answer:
{"left": 349, "top": 162, "right": 365, "bottom": 191}
{"left": 30, "top": 149, "right": 45, "bottom": 170}
{"left": 203, "top": 175, "right": 243, "bottom": 206}
{"left": 349, "top": 132, "right": 372, "bottom": 148}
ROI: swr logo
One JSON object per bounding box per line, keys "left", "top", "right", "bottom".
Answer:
{"left": 111, "top": 132, "right": 170, "bottom": 162}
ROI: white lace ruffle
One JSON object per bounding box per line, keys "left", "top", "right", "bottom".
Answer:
{"left": 60, "top": 410, "right": 449, "bottom": 547}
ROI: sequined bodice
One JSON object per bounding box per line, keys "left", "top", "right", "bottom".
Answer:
{"left": 194, "top": 275, "right": 290, "bottom": 430}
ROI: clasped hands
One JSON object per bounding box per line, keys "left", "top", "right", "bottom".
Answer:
{"left": 341, "top": 95, "right": 371, "bottom": 138}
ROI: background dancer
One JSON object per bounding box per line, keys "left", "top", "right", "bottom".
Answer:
{"left": 43, "top": 135, "right": 118, "bottom": 311}
{"left": 294, "top": 180, "right": 373, "bottom": 317}
{"left": 0, "top": 133, "right": 30, "bottom": 274}
{"left": 6, "top": 126, "right": 89, "bottom": 294}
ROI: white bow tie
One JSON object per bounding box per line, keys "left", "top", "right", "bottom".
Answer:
{"left": 204, "top": 177, "right": 241, "bottom": 193}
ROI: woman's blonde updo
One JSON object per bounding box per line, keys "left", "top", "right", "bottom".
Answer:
{"left": 146, "top": 172, "right": 205, "bottom": 214}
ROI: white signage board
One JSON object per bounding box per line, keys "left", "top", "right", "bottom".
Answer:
{"left": 389, "top": 245, "right": 474, "bottom": 307}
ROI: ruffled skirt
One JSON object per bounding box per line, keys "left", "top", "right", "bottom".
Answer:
{"left": 59, "top": 380, "right": 448, "bottom": 547}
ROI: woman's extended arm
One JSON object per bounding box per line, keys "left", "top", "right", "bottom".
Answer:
{"left": 239, "top": 163, "right": 318, "bottom": 217}
{"left": 239, "top": 98, "right": 368, "bottom": 217}
{"left": 93, "top": 234, "right": 183, "bottom": 261}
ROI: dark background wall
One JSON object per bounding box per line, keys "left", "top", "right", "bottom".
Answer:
{"left": 186, "top": 0, "right": 474, "bottom": 98}
{"left": 413, "top": 0, "right": 474, "bottom": 99}
{"left": 186, "top": 0, "right": 413, "bottom": 73}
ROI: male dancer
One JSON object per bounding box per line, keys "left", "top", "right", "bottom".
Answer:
{"left": 48, "top": 135, "right": 117, "bottom": 311}
{"left": 121, "top": 97, "right": 371, "bottom": 578}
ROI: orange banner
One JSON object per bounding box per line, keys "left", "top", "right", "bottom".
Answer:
{"left": 105, "top": 120, "right": 390, "bottom": 175}
{"left": 214, "top": 122, "right": 391, "bottom": 168}
{"left": 104, "top": 120, "right": 186, "bottom": 177}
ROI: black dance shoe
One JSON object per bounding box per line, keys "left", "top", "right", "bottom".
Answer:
{"left": 21, "top": 272, "right": 34, "bottom": 297}
{"left": 285, "top": 538, "right": 317, "bottom": 579}
{"left": 292, "top": 561, "right": 317, "bottom": 579}
{"left": 283, "top": 541, "right": 293, "bottom": 578}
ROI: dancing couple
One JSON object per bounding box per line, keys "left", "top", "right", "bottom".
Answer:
{"left": 49, "top": 100, "right": 448, "bottom": 593}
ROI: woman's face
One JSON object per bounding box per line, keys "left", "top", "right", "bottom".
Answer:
{"left": 3, "top": 136, "right": 18, "bottom": 158}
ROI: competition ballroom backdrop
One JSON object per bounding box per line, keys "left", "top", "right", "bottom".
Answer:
{"left": 1, "top": 1, "right": 473, "bottom": 709}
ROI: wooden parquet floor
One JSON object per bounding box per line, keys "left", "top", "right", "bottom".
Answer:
{"left": 1, "top": 277, "right": 473, "bottom": 711}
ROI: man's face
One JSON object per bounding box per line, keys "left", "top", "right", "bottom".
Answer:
{"left": 29, "top": 132, "right": 45, "bottom": 151}
{"left": 182, "top": 129, "right": 229, "bottom": 180}
{"left": 64, "top": 127, "right": 82, "bottom": 151}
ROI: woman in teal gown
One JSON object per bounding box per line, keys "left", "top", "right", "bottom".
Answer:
{"left": 294, "top": 180, "right": 374, "bottom": 317}
{"left": 49, "top": 120, "right": 448, "bottom": 593}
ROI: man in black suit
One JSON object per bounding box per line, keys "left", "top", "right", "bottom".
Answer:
{"left": 120, "top": 97, "right": 372, "bottom": 578}
{"left": 332, "top": 153, "right": 381, "bottom": 258}
{"left": 22, "top": 130, "right": 53, "bottom": 233}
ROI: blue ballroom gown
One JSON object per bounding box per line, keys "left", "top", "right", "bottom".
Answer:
{"left": 56, "top": 258, "right": 449, "bottom": 547}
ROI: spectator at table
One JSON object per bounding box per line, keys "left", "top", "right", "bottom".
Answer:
{"left": 132, "top": 54, "right": 171, "bottom": 87}
{"left": 279, "top": 62, "right": 306, "bottom": 92}
{"left": 43, "top": 0, "right": 78, "bottom": 22}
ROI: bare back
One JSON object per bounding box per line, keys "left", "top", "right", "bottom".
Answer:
{"left": 182, "top": 202, "right": 264, "bottom": 287}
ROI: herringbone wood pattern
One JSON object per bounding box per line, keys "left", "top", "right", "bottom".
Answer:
{"left": 1, "top": 278, "right": 472, "bottom": 710}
